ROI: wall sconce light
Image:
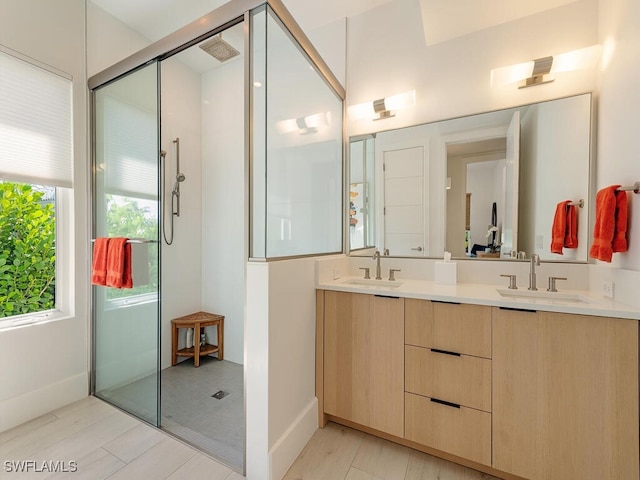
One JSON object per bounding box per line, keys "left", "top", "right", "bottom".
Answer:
{"left": 491, "top": 45, "right": 602, "bottom": 88}
{"left": 518, "top": 56, "right": 554, "bottom": 88}
{"left": 277, "top": 112, "right": 331, "bottom": 135}
{"left": 348, "top": 90, "right": 416, "bottom": 120}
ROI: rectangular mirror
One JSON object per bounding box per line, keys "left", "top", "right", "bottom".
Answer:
{"left": 349, "top": 93, "right": 592, "bottom": 262}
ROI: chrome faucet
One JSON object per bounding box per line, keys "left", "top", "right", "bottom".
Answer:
{"left": 528, "top": 254, "right": 541, "bottom": 291}
{"left": 372, "top": 250, "right": 382, "bottom": 280}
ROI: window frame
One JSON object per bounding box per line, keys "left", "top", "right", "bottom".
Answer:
{"left": 0, "top": 46, "right": 74, "bottom": 330}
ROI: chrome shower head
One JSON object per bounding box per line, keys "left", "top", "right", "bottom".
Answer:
{"left": 176, "top": 173, "right": 186, "bottom": 182}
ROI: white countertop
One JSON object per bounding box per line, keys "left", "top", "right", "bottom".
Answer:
{"left": 317, "top": 276, "right": 640, "bottom": 320}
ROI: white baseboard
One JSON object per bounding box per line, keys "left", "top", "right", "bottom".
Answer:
{"left": 0, "top": 372, "right": 88, "bottom": 432}
{"left": 269, "top": 397, "right": 318, "bottom": 480}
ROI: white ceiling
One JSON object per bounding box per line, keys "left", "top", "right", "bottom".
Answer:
{"left": 89, "top": 0, "right": 394, "bottom": 44}
{"left": 90, "top": 0, "right": 587, "bottom": 66}
{"left": 90, "top": 0, "right": 585, "bottom": 44}
{"left": 419, "top": 0, "right": 579, "bottom": 45}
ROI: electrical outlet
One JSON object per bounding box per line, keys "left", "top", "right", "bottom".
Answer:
{"left": 333, "top": 268, "right": 341, "bottom": 280}
{"left": 602, "top": 281, "right": 614, "bottom": 299}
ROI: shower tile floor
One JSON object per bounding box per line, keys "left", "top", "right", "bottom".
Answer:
{"left": 98, "top": 357, "right": 243, "bottom": 471}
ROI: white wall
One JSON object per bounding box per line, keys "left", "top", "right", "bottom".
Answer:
{"left": 597, "top": 0, "right": 640, "bottom": 271}
{"left": 160, "top": 54, "right": 204, "bottom": 369}
{"left": 201, "top": 57, "right": 245, "bottom": 365}
{"left": 346, "top": 0, "right": 599, "bottom": 136}
{"left": 0, "top": 0, "right": 89, "bottom": 432}
{"left": 533, "top": 97, "right": 591, "bottom": 261}
{"left": 87, "top": 2, "right": 150, "bottom": 76}
{"left": 246, "top": 258, "right": 319, "bottom": 480}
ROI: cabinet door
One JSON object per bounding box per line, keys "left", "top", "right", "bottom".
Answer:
{"left": 324, "top": 291, "right": 404, "bottom": 437}
{"left": 493, "top": 308, "right": 639, "bottom": 480}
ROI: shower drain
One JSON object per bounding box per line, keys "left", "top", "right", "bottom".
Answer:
{"left": 212, "top": 390, "right": 229, "bottom": 399}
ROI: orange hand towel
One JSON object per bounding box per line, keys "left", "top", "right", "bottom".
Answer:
{"left": 564, "top": 204, "right": 578, "bottom": 249}
{"left": 589, "top": 185, "right": 620, "bottom": 262}
{"left": 106, "top": 237, "right": 133, "bottom": 289}
{"left": 91, "top": 238, "right": 110, "bottom": 285}
{"left": 613, "top": 189, "right": 628, "bottom": 253}
{"left": 551, "top": 200, "right": 570, "bottom": 254}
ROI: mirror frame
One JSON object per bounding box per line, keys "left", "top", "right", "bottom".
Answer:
{"left": 347, "top": 92, "right": 596, "bottom": 263}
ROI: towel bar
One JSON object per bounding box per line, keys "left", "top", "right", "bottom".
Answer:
{"left": 616, "top": 182, "right": 640, "bottom": 194}
{"left": 90, "top": 238, "right": 159, "bottom": 244}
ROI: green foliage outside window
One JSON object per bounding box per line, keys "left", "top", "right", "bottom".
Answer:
{"left": 105, "top": 195, "right": 158, "bottom": 299}
{"left": 0, "top": 182, "right": 56, "bottom": 318}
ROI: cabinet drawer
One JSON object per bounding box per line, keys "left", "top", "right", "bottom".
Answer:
{"left": 405, "top": 345, "right": 491, "bottom": 412}
{"left": 405, "top": 392, "right": 491, "bottom": 466}
{"left": 405, "top": 299, "right": 491, "bottom": 358}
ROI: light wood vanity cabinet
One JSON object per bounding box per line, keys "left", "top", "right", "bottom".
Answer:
{"left": 404, "top": 299, "right": 492, "bottom": 466}
{"left": 322, "top": 290, "right": 405, "bottom": 438}
{"left": 318, "top": 290, "right": 640, "bottom": 480}
{"left": 493, "top": 307, "right": 639, "bottom": 480}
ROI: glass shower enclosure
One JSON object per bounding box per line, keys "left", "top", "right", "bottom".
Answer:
{"left": 90, "top": 0, "right": 344, "bottom": 472}
{"left": 92, "top": 62, "right": 160, "bottom": 427}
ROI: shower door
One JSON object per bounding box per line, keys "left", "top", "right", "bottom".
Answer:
{"left": 92, "top": 62, "right": 161, "bottom": 426}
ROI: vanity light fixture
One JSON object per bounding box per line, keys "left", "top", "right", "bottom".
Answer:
{"left": 491, "top": 45, "right": 602, "bottom": 88}
{"left": 277, "top": 112, "right": 331, "bottom": 135}
{"left": 518, "top": 56, "right": 554, "bottom": 88}
{"left": 348, "top": 90, "right": 416, "bottom": 121}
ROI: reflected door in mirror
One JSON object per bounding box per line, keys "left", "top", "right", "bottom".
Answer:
{"left": 383, "top": 146, "right": 426, "bottom": 256}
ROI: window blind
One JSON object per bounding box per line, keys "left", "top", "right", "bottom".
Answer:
{"left": 0, "top": 49, "right": 73, "bottom": 188}
{"left": 101, "top": 95, "right": 157, "bottom": 199}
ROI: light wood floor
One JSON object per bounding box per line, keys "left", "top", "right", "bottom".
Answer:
{"left": 1, "top": 397, "right": 501, "bottom": 479}
{"left": 0, "top": 396, "right": 242, "bottom": 480}
{"left": 283, "top": 422, "right": 501, "bottom": 480}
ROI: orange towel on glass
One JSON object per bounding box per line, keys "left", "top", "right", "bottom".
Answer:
{"left": 590, "top": 185, "right": 628, "bottom": 262}
{"left": 550, "top": 201, "right": 578, "bottom": 255}
{"left": 91, "top": 238, "right": 110, "bottom": 285}
{"left": 106, "top": 237, "right": 133, "bottom": 289}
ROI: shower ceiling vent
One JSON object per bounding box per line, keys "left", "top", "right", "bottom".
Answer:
{"left": 199, "top": 34, "right": 240, "bottom": 63}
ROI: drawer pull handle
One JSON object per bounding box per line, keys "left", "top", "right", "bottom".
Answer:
{"left": 499, "top": 306, "right": 537, "bottom": 313}
{"left": 431, "top": 300, "right": 461, "bottom": 305}
{"left": 430, "top": 398, "right": 461, "bottom": 409}
{"left": 374, "top": 294, "right": 400, "bottom": 299}
{"left": 430, "top": 348, "right": 461, "bottom": 357}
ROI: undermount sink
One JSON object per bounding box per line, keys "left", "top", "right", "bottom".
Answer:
{"left": 496, "top": 288, "right": 589, "bottom": 303}
{"left": 346, "top": 278, "right": 403, "bottom": 288}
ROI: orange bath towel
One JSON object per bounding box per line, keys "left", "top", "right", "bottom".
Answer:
{"left": 91, "top": 238, "right": 110, "bottom": 285}
{"left": 551, "top": 201, "right": 569, "bottom": 254}
{"left": 613, "top": 189, "right": 628, "bottom": 253}
{"left": 106, "top": 237, "right": 133, "bottom": 289}
{"left": 590, "top": 185, "right": 622, "bottom": 262}
{"left": 565, "top": 203, "right": 578, "bottom": 249}
{"left": 550, "top": 201, "right": 578, "bottom": 255}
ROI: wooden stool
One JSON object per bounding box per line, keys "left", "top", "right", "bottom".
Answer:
{"left": 171, "top": 311, "right": 224, "bottom": 367}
